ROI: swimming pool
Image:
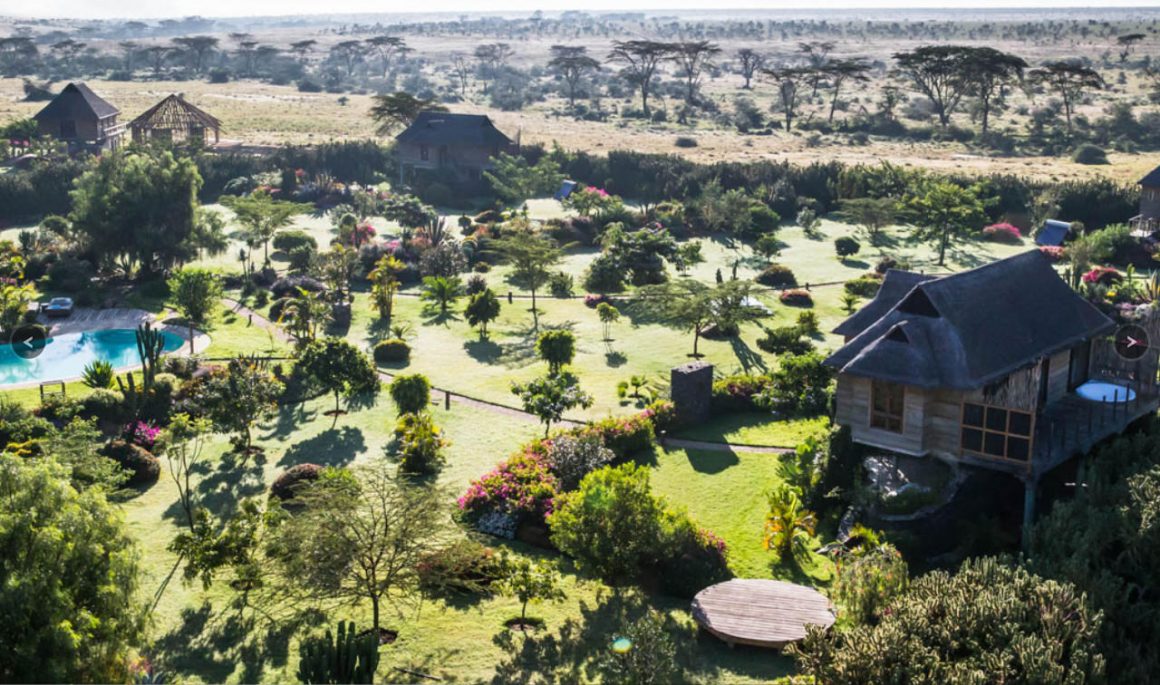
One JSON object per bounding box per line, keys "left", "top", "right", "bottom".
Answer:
{"left": 1075, "top": 380, "right": 1136, "bottom": 403}
{"left": 0, "top": 328, "right": 184, "bottom": 386}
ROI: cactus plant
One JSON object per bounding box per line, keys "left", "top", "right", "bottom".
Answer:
{"left": 296, "top": 621, "right": 380, "bottom": 685}
{"left": 135, "top": 322, "right": 165, "bottom": 392}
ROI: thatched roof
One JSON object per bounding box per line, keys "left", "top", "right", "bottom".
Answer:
{"left": 129, "top": 94, "right": 221, "bottom": 133}
{"left": 833, "top": 270, "right": 935, "bottom": 338}
{"left": 826, "top": 251, "right": 1114, "bottom": 389}
{"left": 395, "top": 111, "right": 511, "bottom": 147}
{"left": 33, "top": 82, "right": 119, "bottom": 122}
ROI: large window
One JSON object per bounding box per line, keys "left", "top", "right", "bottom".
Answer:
{"left": 870, "top": 380, "right": 905, "bottom": 433}
{"left": 960, "top": 402, "right": 1033, "bottom": 462}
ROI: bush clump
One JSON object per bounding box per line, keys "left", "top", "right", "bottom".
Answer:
{"left": 271, "top": 463, "right": 323, "bottom": 500}
{"left": 982, "top": 222, "right": 1023, "bottom": 244}
{"left": 779, "top": 289, "right": 814, "bottom": 307}
{"left": 417, "top": 538, "right": 507, "bottom": 597}
{"left": 756, "top": 264, "right": 798, "bottom": 288}
{"left": 1072, "top": 144, "right": 1108, "bottom": 165}
{"left": 273, "top": 230, "right": 318, "bottom": 253}
{"left": 844, "top": 274, "right": 882, "bottom": 298}
{"left": 373, "top": 338, "right": 411, "bottom": 364}
{"left": 757, "top": 326, "right": 814, "bottom": 356}
{"left": 100, "top": 440, "right": 160, "bottom": 487}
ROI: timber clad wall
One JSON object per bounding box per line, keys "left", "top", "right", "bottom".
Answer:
{"left": 836, "top": 374, "right": 926, "bottom": 455}
{"left": 1046, "top": 350, "right": 1071, "bottom": 404}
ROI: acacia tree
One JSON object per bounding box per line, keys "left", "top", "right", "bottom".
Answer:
{"left": 289, "top": 39, "right": 316, "bottom": 64}
{"left": 548, "top": 45, "right": 600, "bottom": 111}
{"left": 892, "top": 45, "right": 973, "bottom": 127}
{"left": 171, "top": 35, "right": 218, "bottom": 73}
{"left": 962, "top": 47, "right": 1027, "bottom": 135}
{"left": 0, "top": 455, "right": 147, "bottom": 684}
{"left": 369, "top": 92, "right": 446, "bottom": 135}
{"left": 736, "top": 48, "right": 765, "bottom": 89}
{"left": 824, "top": 58, "right": 872, "bottom": 122}
{"left": 221, "top": 191, "right": 307, "bottom": 265}
{"left": 270, "top": 463, "right": 445, "bottom": 635}
{"left": 365, "top": 35, "right": 407, "bottom": 76}
{"left": 1029, "top": 61, "right": 1106, "bottom": 132}
{"left": 450, "top": 52, "right": 472, "bottom": 96}
{"left": 511, "top": 372, "right": 593, "bottom": 437}
{"left": 193, "top": 358, "right": 284, "bottom": 455}
{"left": 905, "top": 181, "right": 989, "bottom": 266}
{"left": 474, "top": 43, "right": 514, "bottom": 95}
{"left": 495, "top": 229, "right": 562, "bottom": 326}
{"left": 838, "top": 197, "right": 898, "bottom": 245}
{"left": 608, "top": 40, "right": 673, "bottom": 117}
{"left": 670, "top": 40, "right": 721, "bottom": 104}
{"left": 330, "top": 40, "right": 366, "bottom": 76}
{"left": 1116, "top": 33, "right": 1146, "bottom": 63}
{"left": 295, "top": 338, "right": 380, "bottom": 423}
{"left": 169, "top": 268, "right": 221, "bottom": 354}
{"left": 763, "top": 65, "right": 813, "bottom": 131}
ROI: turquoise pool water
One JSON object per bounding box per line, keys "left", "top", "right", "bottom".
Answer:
{"left": 0, "top": 328, "right": 184, "bottom": 386}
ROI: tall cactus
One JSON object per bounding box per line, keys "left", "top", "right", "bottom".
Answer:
{"left": 135, "top": 322, "right": 164, "bottom": 392}
{"left": 297, "top": 621, "right": 380, "bottom": 685}
{"left": 116, "top": 372, "right": 142, "bottom": 419}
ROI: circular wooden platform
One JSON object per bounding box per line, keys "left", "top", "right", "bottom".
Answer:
{"left": 691, "top": 579, "right": 836, "bottom": 649}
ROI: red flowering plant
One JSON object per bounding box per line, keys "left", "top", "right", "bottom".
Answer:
{"left": 779, "top": 289, "right": 814, "bottom": 307}
{"left": 458, "top": 450, "right": 560, "bottom": 524}
{"left": 1081, "top": 266, "right": 1122, "bottom": 285}
{"left": 583, "top": 293, "right": 610, "bottom": 308}
{"left": 125, "top": 421, "right": 161, "bottom": 451}
{"left": 1038, "top": 245, "right": 1065, "bottom": 262}
{"left": 982, "top": 222, "right": 1023, "bottom": 244}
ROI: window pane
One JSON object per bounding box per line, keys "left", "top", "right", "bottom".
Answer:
{"left": 985, "top": 408, "right": 1008, "bottom": 432}
{"left": 962, "top": 428, "right": 983, "bottom": 452}
{"left": 1009, "top": 411, "right": 1032, "bottom": 437}
{"left": 984, "top": 432, "right": 1006, "bottom": 456}
{"left": 1007, "top": 437, "right": 1030, "bottom": 461}
{"left": 963, "top": 404, "right": 984, "bottom": 427}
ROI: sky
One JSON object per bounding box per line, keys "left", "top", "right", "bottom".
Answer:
{"left": 3, "top": 0, "right": 1160, "bottom": 21}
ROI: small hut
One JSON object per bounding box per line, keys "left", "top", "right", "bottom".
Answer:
{"left": 129, "top": 94, "right": 221, "bottom": 146}
{"left": 32, "top": 82, "right": 123, "bottom": 153}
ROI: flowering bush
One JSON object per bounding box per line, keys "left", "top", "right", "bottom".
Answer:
{"left": 544, "top": 434, "right": 614, "bottom": 491}
{"left": 779, "top": 289, "right": 814, "bottom": 307}
{"left": 125, "top": 421, "right": 160, "bottom": 450}
{"left": 982, "top": 223, "right": 1023, "bottom": 244}
{"left": 583, "top": 293, "right": 610, "bottom": 308}
{"left": 1038, "top": 245, "right": 1065, "bottom": 262}
{"left": 577, "top": 412, "right": 655, "bottom": 459}
{"left": 712, "top": 373, "right": 772, "bottom": 413}
{"left": 1081, "top": 266, "right": 1122, "bottom": 285}
{"left": 641, "top": 400, "right": 678, "bottom": 435}
{"left": 458, "top": 451, "right": 559, "bottom": 523}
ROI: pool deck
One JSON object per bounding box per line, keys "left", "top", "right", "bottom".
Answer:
{"left": 0, "top": 307, "right": 211, "bottom": 390}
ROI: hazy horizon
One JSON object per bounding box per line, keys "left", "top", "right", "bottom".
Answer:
{"left": 3, "top": 0, "right": 1160, "bottom": 21}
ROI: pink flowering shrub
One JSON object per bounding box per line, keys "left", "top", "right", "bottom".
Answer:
{"left": 458, "top": 451, "right": 559, "bottom": 522}
{"left": 575, "top": 412, "right": 655, "bottom": 459}
{"left": 1038, "top": 245, "right": 1065, "bottom": 262}
{"left": 583, "top": 293, "right": 610, "bottom": 308}
{"left": 779, "top": 289, "right": 814, "bottom": 307}
{"left": 982, "top": 223, "right": 1023, "bottom": 244}
{"left": 125, "top": 421, "right": 160, "bottom": 450}
{"left": 1082, "top": 266, "right": 1122, "bottom": 285}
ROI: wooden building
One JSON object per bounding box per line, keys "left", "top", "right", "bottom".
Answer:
{"left": 394, "top": 111, "right": 515, "bottom": 184}
{"left": 826, "top": 251, "right": 1160, "bottom": 530}
{"left": 129, "top": 94, "right": 221, "bottom": 146}
{"left": 32, "top": 82, "right": 124, "bottom": 153}
{"left": 1131, "top": 165, "right": 1160, "bottom": 237}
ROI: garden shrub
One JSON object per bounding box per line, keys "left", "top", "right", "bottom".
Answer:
{"left": 36, "top": 395, "right": 82, "bottom": 424}
{"left": 844, "top": 274, "right": 882, "bottom": 298}
{"left": 80, "top": 389, "right": 126, "bottom": 425}
{"left": 464, "top": 274, "right": 488, "bottom": 295}
{"left": 545, "top": 434, "right": 614, "bottom": 491}
{"left": 474, "top": 208, "right": 503, "bottom": 225}
{"left": 653, "top": 514, "right": 732, "bottom": 599}
{"left": 834, "top": 236, "right": 861, "bottom": 258}
{"left": 0, "top": 400, "right": 52, "bottom": 448}
{"left": 712, "top": 373, "right": 771, "bottom": 413}
{"left": 757, "top": 351, "right": 833, "bottom": 416}
{"left": 270, "top": 463, "right": 323, "bottom": 500}
{"left": 756, "top": 264, "right": 797, "bottom": 288}
{"left": 982, "top": 222, "right": 1023, "bottom": 244}
{"left": 100, "top": 440, "right": 160, "bottom": 487}
{"left": 583, "top": 293, "right": 610, "bottom": 308}
{"left": 473, "top": 261, "right": 491, "bottom": 273}
{"left": 779, "top": 289, "right": 814, "bottom": 307}
{"left": 46, "top": 256, "right": 96, "bottom": 293}
{"left": 674, "top": 136, "right": 698, "bottom": 148}
{"left": 1072, "top": 143, "right": 1108, "bottom": 165}
{"left": 579, "top": 412, "right": 655, "bottom": 460}
{"left": 273, "top": 230, "right": 318, "bottom": 253}
{"left": 162, "top": 356, "right": 200, "bottom": 379}
{"left": 458, "top": 451, "right": 559, "bottom": 525}
{"left": 548, "top": 271, "right": 574, "bottom": 298}
{"left": 373, "top": 339, "right": 411, "bottom": 364}
{"left": 1081, "top": 266, "right": 1121, "bottom": 285}
{"left": 417, "top": 538, "right": 507, "bottom": 597}
{"left": 1038, "top": 245, "right": 1065, "bottom": 262}
{"left": 832, "top": 543, "right": 909, "bottom": 627}
{"left": 583, "top": 254, "right": 626, "bottom": 292}
{"left": 641, "top": 400, "right": 678, "bottom": 435}
{"left": 388, "top": 374, "right": 430, "bottom": 415}
{"left": 395, "top": 412, "right": 448, "bottom": 475}
{"left": 757, "top": 326, "right": 814, "bottom": 356}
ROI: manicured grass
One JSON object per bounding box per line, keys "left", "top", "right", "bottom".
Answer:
{"left": 645, "top": 446, "right": 836, "bottom": 583}
{"left": 676, "top": 413, "right": 831, "bottom": 447}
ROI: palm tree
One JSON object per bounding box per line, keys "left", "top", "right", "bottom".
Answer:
{"left": 763, "top": 484, "right": 818, "bottom": 563}
{"left": 420, "top": 276, "right": 462, "bottom": 314}
{"left": 369, "top": 255, "right": 404, "bottom": 323}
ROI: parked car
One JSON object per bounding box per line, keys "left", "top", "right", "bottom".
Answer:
{"left": 42, "top": 297, "right": 74, "bottom": 318}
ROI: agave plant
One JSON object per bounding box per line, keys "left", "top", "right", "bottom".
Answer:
{"left": 81, "top": 359, "right": 115, "bottom": 389}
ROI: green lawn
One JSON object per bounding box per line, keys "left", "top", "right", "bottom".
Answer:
{"left": 676, "top": 413, "right": 831, "bottom": 447}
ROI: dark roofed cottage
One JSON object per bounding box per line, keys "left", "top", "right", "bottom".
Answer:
{"left": 32, "top": 82, "right": 124, "bottom": 154}
{"left": 394, "top": 111, "right": 516, "bottom": 185}
{"left": 826, "top": 251, "right": 1160, "bottom": 532}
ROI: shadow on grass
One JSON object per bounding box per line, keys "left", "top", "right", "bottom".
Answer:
{"left": 263, "top": 402, "right": 319, "bottom": 441}
{"left": 279, "top": 426, "right": 367, "bottom": 468}
{"left": 840, "top": 258, "right": 871, "bottom": 270}
{"left": 465, "top": 337, "right": 503, "bottom": 364}
{"left": 498, "top": 320, "right": 577, "bottom": 369}
{"left": 604, "top": 350, "right": 627, "bottom": 367}
{"left": 729, "top": 336, "right": 768, "bottom": 374}
{"left": 681, "top": 449, "right": 741, "bottom": 475}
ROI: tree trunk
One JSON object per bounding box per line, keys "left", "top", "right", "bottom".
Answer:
{"left": 372, "top": 594, "right": 381, "bottom": 633}
{"left": 189, "top": 323, "right": 195, "bottom": 354}
{"left": 980, "top": 95, "right": 991, "bottom": 135}
{"left": 693, "top": 328, "right": 701, "bottom": 357}
{"left": 828, "top": 84, "right": 841, "bottom": 123}
{"left": 938, "top": 227, "right": 949, "bottom": 266}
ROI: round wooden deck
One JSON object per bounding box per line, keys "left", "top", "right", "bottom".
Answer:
{"left": 691, "top": 579, "right": 836, "bottom": 649}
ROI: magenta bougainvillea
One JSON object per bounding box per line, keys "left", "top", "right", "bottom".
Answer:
{"left": 126, "top": 421, "right": 160, "bottom": 450}
{"left": 1082, "top": 266, "right": 1122, "bottom": 285}
{"left": 982, "top": 223, "right": 1023, "bottom": 244}
{"left": 1038, "top": 245, "right": 1065, "bottom": 262}
{"left": 457, "top": 451, "right": 559, "bottom": 520}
